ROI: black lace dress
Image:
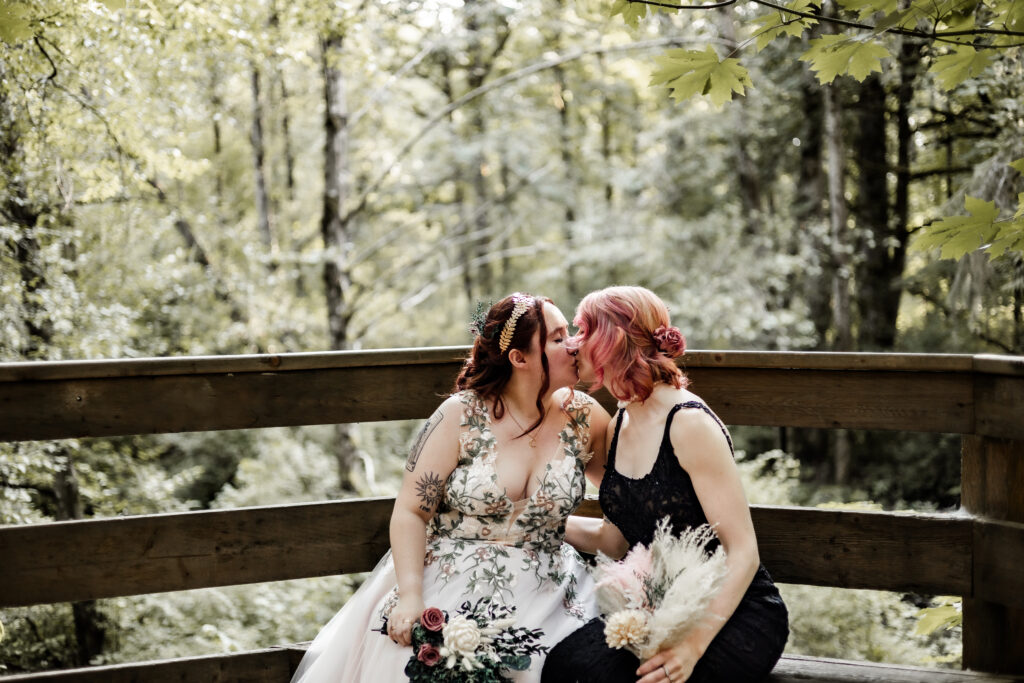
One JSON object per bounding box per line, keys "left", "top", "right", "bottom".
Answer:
{"left": 541, "top": 401, "right": 789, "bottom": 683}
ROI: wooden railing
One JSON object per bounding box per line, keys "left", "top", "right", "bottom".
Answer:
{"left": 1, "top": 348, "right": 1023, "bottom": 681}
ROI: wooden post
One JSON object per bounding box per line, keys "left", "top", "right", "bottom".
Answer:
{"left": 962, "top": 359, "right": 1024, "bottom": 674}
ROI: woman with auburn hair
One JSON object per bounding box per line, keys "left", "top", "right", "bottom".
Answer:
{"left": 292, "top": 293, "right": 611, "bottom": 683}
{"left": 542, "top": 286, "right": 788, "bottom": 683}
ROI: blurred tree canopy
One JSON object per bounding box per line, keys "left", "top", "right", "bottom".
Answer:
{"left": 0, "top": 0, "right": 1020, "bottom": 674}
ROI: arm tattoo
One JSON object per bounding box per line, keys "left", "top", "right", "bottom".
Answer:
{"left": 406, "top": 406, "right": 444, "bottom": 472}
{"left": 414, "top": 471, "right": 444, "bottom": 513}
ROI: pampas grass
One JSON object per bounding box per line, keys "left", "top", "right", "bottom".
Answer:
{"left": 593, "top": 518, "right": 729, "bottom": 659}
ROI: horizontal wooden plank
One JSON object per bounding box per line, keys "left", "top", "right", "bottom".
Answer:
{"left": 684, "top": 367, "right": 974, "bottom": 433}
{"left": 586, "top": 500, "right": 973, "bottom": 595}
{"left": 973, "top": 354, "right": 1024, "bottom": 377}
{"left": 0, "top": 647, "right": 297, "bottom": 682}
{"left": 750, "top": 506, "right": 973, "bottom": 595}
{"left": 1, "top": 499, "right": 972, "bottom": 607}
{"left": 0, "top": 360, "right": 993, "bottom": 443}
{"left": 0, "top": 347, "right": 469, "bottom": 382}
{"left": 0, "top": 363, "right": 457, "bottom": 441}
{"left": 684, "top": 350, "right": 975, "bottom": 373}
{"left": 0, "top": 499, "right": 394, "bottom": 608}
{"left": 7, "top": 650, "right": 1018, "bottom": 683}
{"left": 769, "top": 655, "right": 1023, "bottom": 682}
{"left": 0, "top": 348, "right": 990, "bottom": 384}
{"left": 973, "top": 518, "right": 1024, "bottom": 609}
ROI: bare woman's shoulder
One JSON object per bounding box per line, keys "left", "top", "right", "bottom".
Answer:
{"left": 668, "top": 397, "right": 732, "bottom": 463}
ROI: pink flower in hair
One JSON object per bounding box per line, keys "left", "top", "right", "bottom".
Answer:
{"left": 652, "top": 325, "right": 685, "bottom": 358}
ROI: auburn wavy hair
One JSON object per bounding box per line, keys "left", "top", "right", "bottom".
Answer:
{"left": 573, "top": 286, "right": 688, "bottom": 403}
{"left": 454, "top": 293, "right": 552, "bottom": 436}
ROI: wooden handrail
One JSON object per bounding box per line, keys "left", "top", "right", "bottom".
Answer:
{"left": 7, "top": 496, "right": 1018, "bottom": 609}
{"left": 4, "top": 348, "right": 1022, "bottom": 442}
{"left": 3, "top": 348, "right": 1024, "bottom": 675}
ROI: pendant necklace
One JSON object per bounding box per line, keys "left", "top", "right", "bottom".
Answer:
{"left": 506, "top": 409, "right": 541, "bottom": 448}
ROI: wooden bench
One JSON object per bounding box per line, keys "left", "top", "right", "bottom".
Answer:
{"left": 2, "top": 348, "right": 1023, "bottom": 681}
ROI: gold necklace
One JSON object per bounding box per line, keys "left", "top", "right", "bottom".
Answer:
{"left": 506, "top": 409, "right": 541, "bottom": 448}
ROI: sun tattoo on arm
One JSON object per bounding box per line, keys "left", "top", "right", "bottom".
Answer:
{"left": 406, "top": 406, "right": 444, "bottom": 472}
{"left": 415, "top": 472, "right": 444, "bottom": 513}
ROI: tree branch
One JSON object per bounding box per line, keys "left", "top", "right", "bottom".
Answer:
{"left": 742, "top": 0, "right": 1024, "bottom": 43}
{"left": 341, "top": 35, "right": 719, "bottom": 227}
{"left": 33, "top": 36, "right": 57, "bottom": 83}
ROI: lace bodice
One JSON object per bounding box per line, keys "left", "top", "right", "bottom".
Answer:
{"left": 600, "top": 401, "right": 779, "bottom": 596}
{"left": 427, "top": 390, "right": 595, "bottom": 554}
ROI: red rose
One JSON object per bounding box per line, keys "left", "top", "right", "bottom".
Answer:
{"left": 417, "top": 643, "right": 441, "bottom": 666}
{"left": 652, "top": 325, "right": 686, "bottom": 358}
{"left": 420, "top": 606, "right": 446, "bottom": 632}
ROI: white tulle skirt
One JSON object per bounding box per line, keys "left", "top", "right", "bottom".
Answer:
{"left": 291, "top": 538, "right": 597, "bottom": 683}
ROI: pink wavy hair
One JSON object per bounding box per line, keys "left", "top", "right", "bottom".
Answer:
{"left": 573, "top": 286, "right": 687, "bottom": 402}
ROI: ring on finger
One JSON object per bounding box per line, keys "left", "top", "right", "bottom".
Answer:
{"left": 663, "top": 665, "right": 673, "bottom": 682}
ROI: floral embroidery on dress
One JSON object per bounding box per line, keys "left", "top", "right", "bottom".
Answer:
{"left": 379, "top": 390, "right": 595, "bottom": 625}
{"left": 428, "top": 390, "right": 593, "bottom": 605}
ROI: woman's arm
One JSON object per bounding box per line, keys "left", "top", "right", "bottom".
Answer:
{"left": 564, "top": 514, "right": 629, "bottom": 558}
{"left": 583, "top": 395, "right": 612, "bottom": 488}
{"left": 386, "top": 395, "right": 461, "bottom": 647}
{"left": 637, "top": 409, "right": 760, "bottom": 683}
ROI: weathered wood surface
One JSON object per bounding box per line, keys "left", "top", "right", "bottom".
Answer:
{"left": 5, "top": 348, "right": 1013, "bottom": 442}
{"left": 0, "top": 348, "right": 985, "bottom": 382}
{"left": 0, "top": 647, "right": 296, "bottom": 683}
{"left": 962, "top": 434, "right": 1024, "bottom": 674}
{"left": 0, "top": 498, "right": 394, "bottom": 608}
{"left": 580, "top": 499, "right": 974, "bottom": 595}
{"left": 5, "top": 650, "right": 1021, "bottom": 683}
{"left": 684, "top": 367, "right": 973, "bottom": 433}
{"left": 768, "top": 655, "right": 1024, "bottom": 682}
{"left": 2, "top": 499, "right": 975, "bottom": 608}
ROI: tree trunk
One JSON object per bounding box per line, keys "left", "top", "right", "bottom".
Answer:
{"left": 853, "top": 74, "right": 893, "bottom": 350}
{"left": 320, "top": 32, "right": 358, "bottom": 494}
{"left": 716, "top": 7, "right": 761, "bottom": 234}
{"left": 553, "top": 0, "right": 579, "bottom": 299}
{"left": 824, "top": 82, "right": 852, "bottom": 352}
{"left": 250, "top": 65, "right": 273, "bottom": 250}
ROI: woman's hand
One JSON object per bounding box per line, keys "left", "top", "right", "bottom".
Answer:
{"left": 636, "top": 637, "right": 704, "bottom": 683}
{"left": 386, "top": 593, "right": 425, "bottom": 647}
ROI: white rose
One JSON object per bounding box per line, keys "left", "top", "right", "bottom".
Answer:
{"left": 442, "top": 615, "right": 482, "bottom": 656}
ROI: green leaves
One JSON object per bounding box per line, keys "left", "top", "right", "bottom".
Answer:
{"left": 649, "top": 47, "right": 752, "bottom": 107}
{"left": 915, "top": 196, "right": 1024, "bottom": 259}
{"left": 750, "top": 0, "right": 819, "bottom": 51}
{"left": 0, "top": 2, "right": 35, "bottom": 45}
{"left": 610, "top": 0, "right": 649, "bottom": 28}
{"left": 914, "top": 597, "right": 961, "bottom": 636}
{"left": 800, "top": 34, "right": 891, "bottom": 83}
{"left": 929, "top": 46, "right": 994, "bottom": 89}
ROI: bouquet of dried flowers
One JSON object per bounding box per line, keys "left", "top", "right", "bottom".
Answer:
{"left": 595, "top": 518, "right": 728, "bottom": 659}
{"left": 401, "top": 598, "right": 547, "bottom": 682}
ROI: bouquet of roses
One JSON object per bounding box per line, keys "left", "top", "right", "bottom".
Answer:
{"left": 402, "top": 598, "right": 547, "bottom": 682}
{"left": 594, "top": 518, "right": 728, "bottom": 660}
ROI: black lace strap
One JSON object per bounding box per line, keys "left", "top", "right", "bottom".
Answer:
{"left": 663, "top": 401, "right": 735, "bottom": 456}
{"left": 606, "top": 407, "right": 627, "bottom": 469}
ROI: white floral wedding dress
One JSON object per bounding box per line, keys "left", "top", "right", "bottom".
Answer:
{"left": 291, "top": 390, "right": 599, "bottom": 683}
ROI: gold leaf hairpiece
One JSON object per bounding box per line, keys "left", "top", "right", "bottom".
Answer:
{"left": 499, "top": 296, "right": 533, "bottom": 353}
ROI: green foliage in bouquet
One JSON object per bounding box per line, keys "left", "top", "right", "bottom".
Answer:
{"left": 401, "top": 599, "right": 548, "bottom": 683}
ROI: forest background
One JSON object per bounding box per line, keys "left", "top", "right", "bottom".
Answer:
{"left": 1, "top": 0, "right": 1022, "bottom": 675}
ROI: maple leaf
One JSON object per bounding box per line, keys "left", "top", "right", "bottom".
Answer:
{"left": 0, "top": 2, "right": 35, "bottom": 45}
{"left": 611, "top": 0, "right": 648, "bottom": 28}
{"left": 800, "top": 34, "right": 891, "bottom": 83}
{"left": 650, "top": 47, "right": 752, "bottom": 107}
{"left": 929, "top": 46, "right": 994, "bottom": 89}
{"left": 836, "top": 0, "right": 900, "bottom": 20}
{"left": 915, "top": 196, "right": 1002, "bottom": 259}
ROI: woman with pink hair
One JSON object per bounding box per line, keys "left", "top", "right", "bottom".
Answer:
{"left": 542, "top": 286, "right": 788, "bottom": 683}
